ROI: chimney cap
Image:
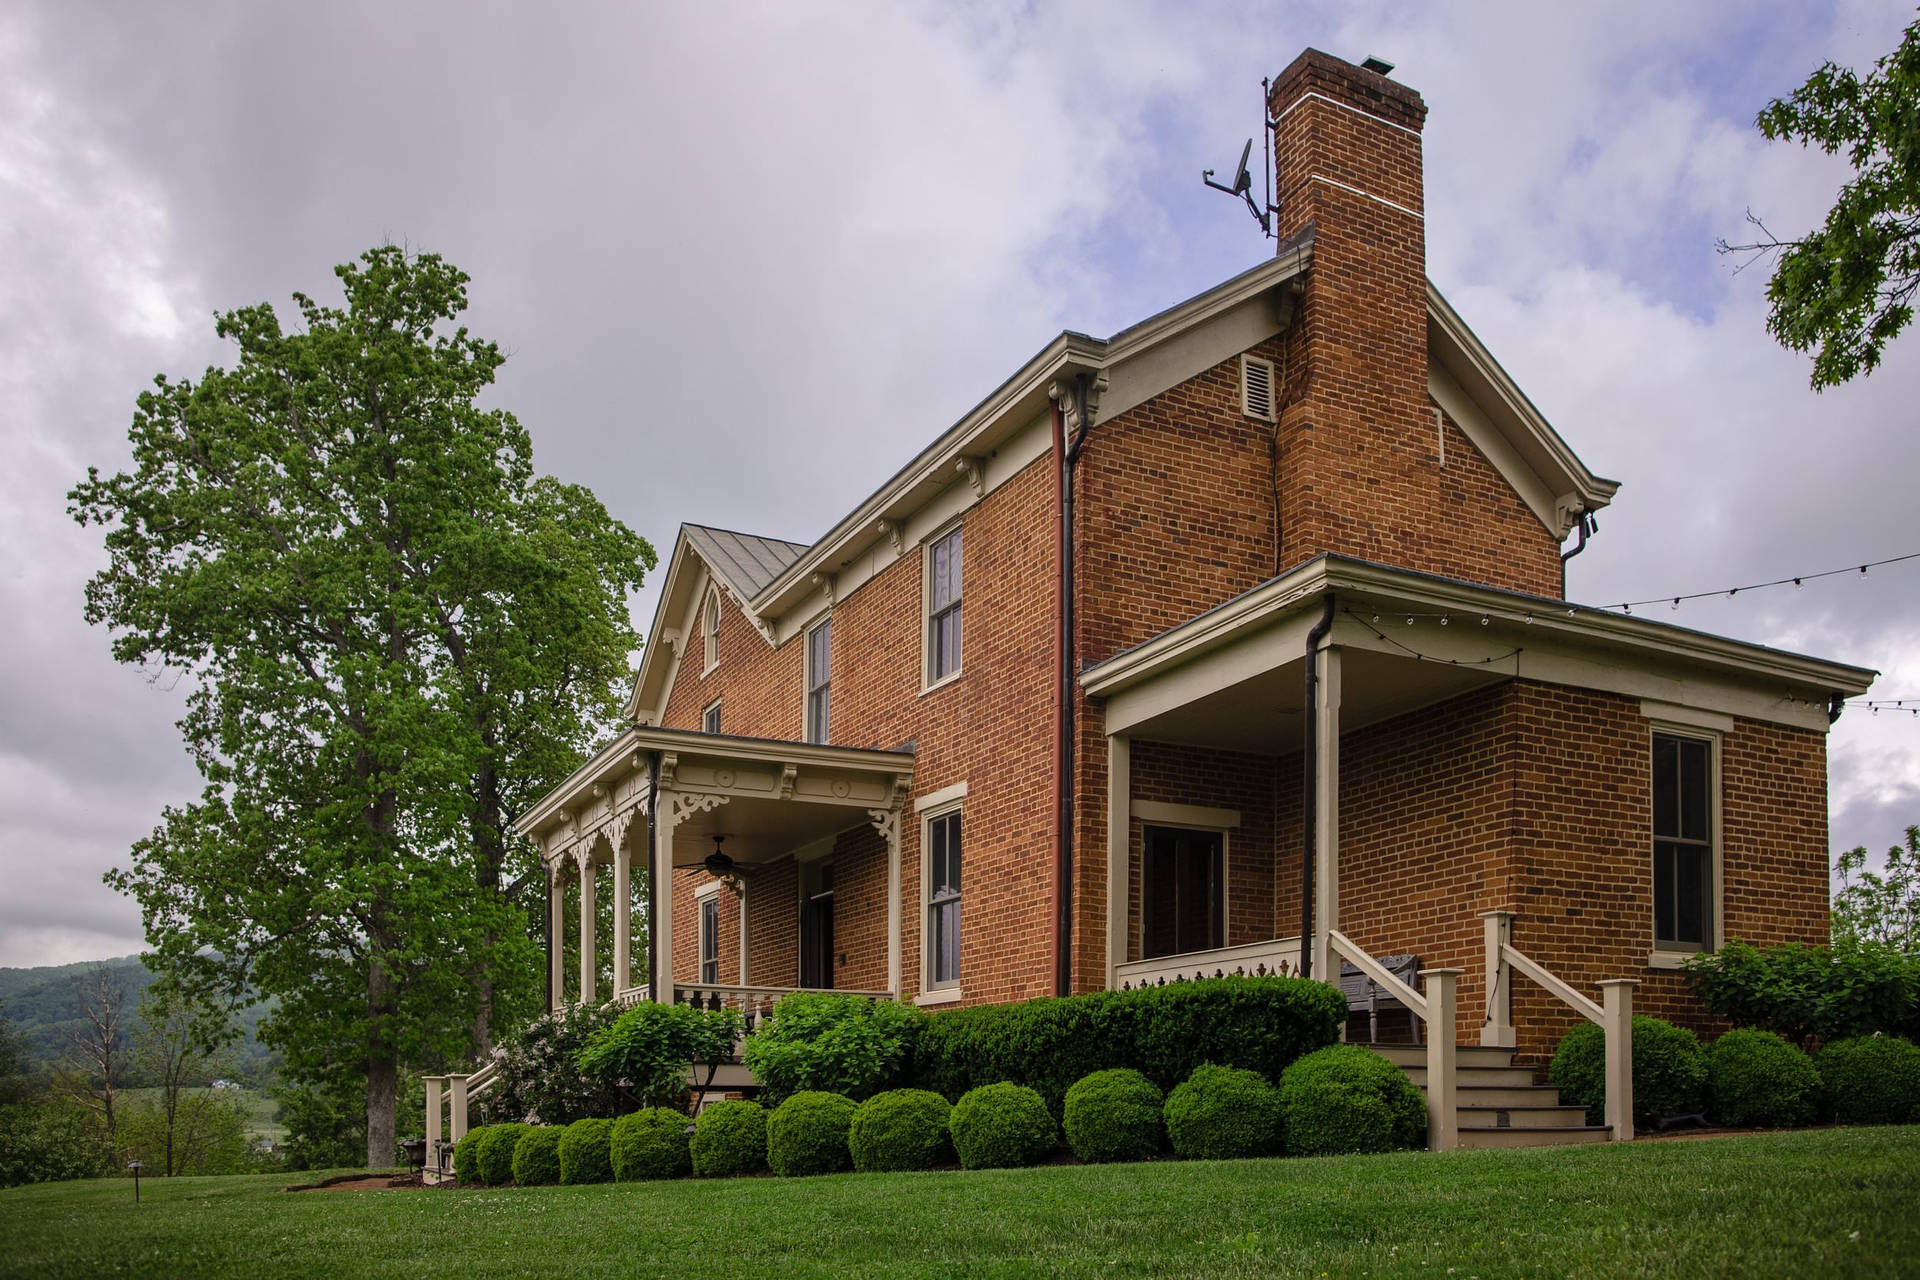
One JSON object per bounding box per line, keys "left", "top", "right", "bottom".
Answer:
{"left": 1360, "top": 55, "right": 1395, "bottom": 76}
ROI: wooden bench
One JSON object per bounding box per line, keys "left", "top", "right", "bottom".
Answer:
{"left": 1340, "top": 952, "right": 1422, "bottom": 1044}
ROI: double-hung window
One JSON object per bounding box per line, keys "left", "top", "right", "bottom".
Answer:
{"left": 806, "top": 618, "right": 832, "bottom": 744}
{"left": 1652, "top": 732, "right": 1714, "bottom": 952}
{"left": 699, "top": 896, "right": 720, "bottom": 984}
{"left": 926, "top": 526, "right": 963, "bottom": 685}
{"left": 925, "top": 809, "right": 962, "bottom": 991}
{"left": 702, "top": 590, "right": 720, "bottom": 672}
{"left": 702, "top": 699, "right": 722, "bottom": 735}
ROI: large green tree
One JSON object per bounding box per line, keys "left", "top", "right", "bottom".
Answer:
{"left": 72, "top": 246, "right": 654, "bottom": 1167}
{"left": 1725, "top": 16, "right": 1920, "bottom": 387}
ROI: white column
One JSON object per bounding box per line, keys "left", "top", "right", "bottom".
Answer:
{"left": 448, "top": 1073, "right": 470, "bottom": 1145}
{"left": 1105, "top": 734, "right": 1130, "bottom": 989}
{"left": 548, "top": 860, "right": 565, "bottom": 1010}
{"left": 1479, "top": 910, "right": 1516, "bottom": 1048}
{"left": 871, "top": 806, "right": 903, "bottom": 997}
{"left": 1311, "top": 645, "right": 1342, "bottom": 981}
{"left": 423, "top": 1075, "right": 444, "bottom": 1163}
{"left": 1421, "top": 967, "right": 1462, "bottom": 1152}
{"left": 577, "top": 848, "right": 596, "bottom": 1006}
{"left": 612, "top": 818, "right": 631, "bottom": 996}
{"left": 653, "top": 792, "right": 677, "bottom": 1000}
{"left": 1600, "top": 979, "right": 1640, "bottom": 1142}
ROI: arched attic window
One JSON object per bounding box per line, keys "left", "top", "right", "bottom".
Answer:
{"left": 702, "top": 588, "right": 721, "bottom": 673}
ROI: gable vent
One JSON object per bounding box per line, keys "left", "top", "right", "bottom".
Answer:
{"left": 1241, "top": 355, "right": 1276, "bottom": 421}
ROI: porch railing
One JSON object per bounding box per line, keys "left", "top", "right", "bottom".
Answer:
{"left": 671, "top": 982, "right": 896, "bottom": 1030}
{"left": 424, "top": 1056, "right": 504, "bottom": 1183}
{"left": 1113, "top": 936, "right": 1302, "bottom": 990}
{"left": 1327, "top": 929, "right": 1463, "bottom": 1152}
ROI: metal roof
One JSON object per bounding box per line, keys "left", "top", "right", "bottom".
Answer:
{"left": 683, "top": 523, "right": 809, "bottom": 599}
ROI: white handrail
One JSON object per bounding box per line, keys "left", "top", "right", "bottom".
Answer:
{"left": 1502, "top": 944, "right": 1603, "bottom": 1025}
{"left": 1328, "top": 929, "right": 1429, "bottom": 1019}
{"left": 1326, "top": 929, "right": 1458, "bottom": 1151}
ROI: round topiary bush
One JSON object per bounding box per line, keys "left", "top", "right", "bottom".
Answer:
{"left": 1548, "top": 1015, "right": 1708, "bottom": 1126}
{"left": 849, "top": 1089, "right": 953, "bottom": 1172}
{"left": 610, "top": 1108, "right": 692, "bottom": 1181}
{"left": 767, "top": 1091, "right": 858, "bottom": 1176}
{"left": 511, "top": 1126, "right": 564, "bottom": 1185}
{"left": 474, "top": 1122, "right": 530, "bottom": 1186}
{"left": 1817, "top": 1035, "right": 1920, "bottom": 1125}
{"left": 1707, "top": 1028, "right": 1823, "bottom": 1127}
{"left": 1062, "top": 1068, "right": 1164, "bottom": 1164}
{"left": 558, "top": 1117, "right": 615, "bottom": 1184}
{"left": 1277, "top": 1045, "right": 1426, "bottom": 1156}
{"left": 949, "top": 1082, "right": 1056, "bottom": 1170}
{"left": 691, "top": 1100, "right": 769, "bottom": 1177}
{"left": 1163, "top": 1064, "right": 1283, "bottom": 1160}
{"left": 451, "top": 1124, "right": 489, "bottom": 1185}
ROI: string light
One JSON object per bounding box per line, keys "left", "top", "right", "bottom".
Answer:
{"left": 1601, "top": 550, "right": 1920, "bottom": 614}
{"left": 1344, "top": 609, "right": 1523, "bottom": 670}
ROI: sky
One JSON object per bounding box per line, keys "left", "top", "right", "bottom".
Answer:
{"left": 3, "top": 0, "right": 1917, "bottom": 968}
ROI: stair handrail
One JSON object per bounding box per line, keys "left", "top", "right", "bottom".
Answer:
{"left": 1327, "top": 930, "right": 1429, "bottom": 1019}
{"left": 1327, "top": 929, "right": 1459, "bottom": 1152}
{"left": 1501, "top": 944, "right": 1603, "bottom": 1025}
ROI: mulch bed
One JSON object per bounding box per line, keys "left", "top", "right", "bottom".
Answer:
{"left": 285, "top": 1172, "right": 421, "bottom": 1192}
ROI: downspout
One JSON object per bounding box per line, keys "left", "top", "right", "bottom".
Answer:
{"left": 1299, "top": 592, "right": 1336, "bottom": 980}
{"left": 646, "top": 751, "right": 660, "bottom": 999}
{"left": 1053, "top": 373, "right": 1094, "bottom": 999}
{"left": 1560, "top": 509, "right": 1595, "bottom": 563}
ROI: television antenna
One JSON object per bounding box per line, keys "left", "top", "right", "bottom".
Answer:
{"left": 1200, "top": 78, "right": 1282, "bottom": 238}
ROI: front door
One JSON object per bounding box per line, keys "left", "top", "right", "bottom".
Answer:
{"left": 800, "top": 861, "right": 835, "bottom": 989}
{"left": 1142, "top": 826, "right": 1224, "bottom": 959}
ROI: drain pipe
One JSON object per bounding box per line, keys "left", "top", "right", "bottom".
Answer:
{"left": 1560, "top": 509, "right": 1595, "bottom": 563}
{"left": 1299, "top": 592, "right": 1336, "bottom": 980}
{"left": 1052, "top": 373, "right": 1095, "bottom": 999}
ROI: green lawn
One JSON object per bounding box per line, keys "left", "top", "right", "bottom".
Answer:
{"left": 2, "top": 1127, "right": 1915, "bottom": 1279}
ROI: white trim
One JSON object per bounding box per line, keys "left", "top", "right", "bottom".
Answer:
{"left": 1639, "top": 700, "right": 1735, "bottom": 734}
{"left": 701, "top": 588, "right": 721, "bottom": 675}
{"left": 914, "top": 780, "right": 969, "bottom": 813}
{"left": 1130, "top": 800, "right": 1240, "bottom": 829}
{"left": 701, "top": 698, "right": 723, "bottom": 735}
{"left": 920, "top": 519, "right": 965, "bottom": 693}
{"left": 1646, "top": 722, "right": 1725, "bottom": 957}
{"left": 804, "top": 613, "right": 832, "bottom": 744}
{"left": 1307, "top": 173, "right": 1423, "bottom": 221}
{"left": 1272, "top": 88, "right": 1424, "bottom": 139}
{"left": 1645, "top": 952, "right": 1689, "bottom": 972}
{"left": 915, "top": 988, "right": 963, "bottom": 1008}
{"left": 693, "top": 879, "right": 721, "bottom": 900}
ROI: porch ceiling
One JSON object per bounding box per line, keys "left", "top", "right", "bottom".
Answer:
{"left": 666, "top": 795, "right": 868, "bottom": 870}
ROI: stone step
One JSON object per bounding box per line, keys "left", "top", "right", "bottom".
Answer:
{"left": 1367, "top": 1043, "right": 1517, "bottom": 1069}
{"left": 1431, "top": 1084, "right": 1570, "bottom": 1108}
{"left": 1399, "top": 1065, "right": 1538, "bottom": 1088}
{"left": 1455, "top": 1104, "right": 1591, "bottom": 1129}
{"left": 1456, "top": 1124, "right": 1611, "bottom": 1149}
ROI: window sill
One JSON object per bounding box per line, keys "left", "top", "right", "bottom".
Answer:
{"left": 919, "top": 670, "right": 963, "bottom": 698}
{"left": 1645, "top": 951, "right": 1695, "bottom": 971}
{"left": 915, "top": 988, "right": 962, "bottom": 1008}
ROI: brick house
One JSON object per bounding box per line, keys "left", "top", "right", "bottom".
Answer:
{"left": 501, "top": 50, "right": 1873, "bottom": 1141}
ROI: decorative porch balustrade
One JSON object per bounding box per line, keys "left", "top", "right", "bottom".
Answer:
{"left": 671, "top": 982, "right": 896, "bottom": 1030}
{"left": 1113, "top": 936, "right": 1303, "bottom": 991}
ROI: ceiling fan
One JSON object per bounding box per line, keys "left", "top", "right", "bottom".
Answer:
{"left": 703, "top": 835, "right": 770, "bottom": 882}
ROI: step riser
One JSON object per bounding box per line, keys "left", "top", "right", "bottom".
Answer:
{"left": 1400, "top": 1067, "right": 1537, "bottom": 1088}
{"left": 1368, "top": 1045, "right": 1517, "bottom": 1069}
{"left": 1371, "top": 1044, "right": 1609, "bottom": 1149}
{"left": 1426, "top": 1086, "right": 1569, "bottom": 1107}
{"left": 1456, "top": 1126, "right": 1609, "bottom": 1148}
{"left": 1454, "top": 1107, "right": 1591, "bottom": 1129}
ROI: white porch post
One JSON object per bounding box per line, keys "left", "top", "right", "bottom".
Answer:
{"left": 423, "top": 1075, "right": 443, "bottom": 1162}
{"left": 448, "top": 1073, "right": 469, "bottom": 1145}
{"left": 548, "top": 859, "right": 565, "bottom": 1010}
{"left": 870, "top": 805, "right": 903, "bottom": 997}
{"left": 1422, "top": 968, "right": 1462, "bottom": 1151}
{"left": 1601, "top": 979, "right": 1640, "bottom": 1142}
{"left": 577, "top": 848, "right": 596, "bottom": 1006}
{"left": 1105, "top": 734, "right": 1130, "bottom": 989}
{"left": 1311, "top": 645, "right": 1342, "bottom": 981}
{"left": 653, "top": 790, "right": 677, "bottom": 1000}
{"left": 612, "top": 818, "right": 631, "bottom": 996}
{"left": 1479, "top": 909, "right": 1516, "bottom": 1048}
{"left": 738, "top": 876, "right": 750, "bottom": 985}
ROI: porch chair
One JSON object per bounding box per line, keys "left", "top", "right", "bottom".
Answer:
{"left": 1338, "top": 952, "right": 1423, "bottom": 1044}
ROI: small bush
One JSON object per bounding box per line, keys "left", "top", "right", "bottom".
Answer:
{"left": 1548, "top": 1016, "right": 1708, "bottom": 1126}
{"left": 949, "top": 1083, "right": 1056, "bottom": 1170}
{"left": 510, "top": 1126, "right": 563, "bottom": 1185}
{"left": 1062, "top": 1069, "right": 1164, "bottom": 1164}
{"left": 1684, "top": 938, "right": 1918, "bottom": 1046}
{"left": 849, "top": 1089, "right": 952, "bottom": 1172}
{"left": 610, "top": 1108, "right": 691, "bottom": 1181}
{"left": 1817, "top": 1036, "right": 1920, "bottom": 1125}
{"left": 766, "top": 1091, "right": 858, "bottom": 1176}
{"left": 1163, "top": 1064, "right": 1282, "bottom": 1160}
{"left": 557, "top": 1117, "right": 614, "bottom": 1184}
{"left": 451, "top": 1125, "right": 488, "bottom": 1185}
{"left": 576, "top": 1003, "right": 742, "bottom": 1111}
{"left": 691, "top": 1101, "right": 768, "bottom": 1177}
{"left": 744, "top": 994, "right": 928, "bottom": 1108}
{"left": 473, "top": 1122, "right": 529, "bottom": 1186}
{"left": 1278, "top": 1045, "right": 1426, "bottom": 1156}
{"left": 1707, "top": 1029, "right": 1823, "bottom": 1127}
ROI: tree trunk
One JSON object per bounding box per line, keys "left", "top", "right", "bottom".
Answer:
{"left": 364, "top": 953, "right": 398, "bottom": 1170}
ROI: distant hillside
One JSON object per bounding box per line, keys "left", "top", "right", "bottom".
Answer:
{"left": 0, "top": 955, "right": 275, "bottom": 1077}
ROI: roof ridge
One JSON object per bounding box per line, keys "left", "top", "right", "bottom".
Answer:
{"left": 682, "top": 520, "right": 810, "bottom": 549}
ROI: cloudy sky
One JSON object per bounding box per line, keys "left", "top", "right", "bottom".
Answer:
{"left": 3, "top": 1, "right": 1917, "bottom": 967}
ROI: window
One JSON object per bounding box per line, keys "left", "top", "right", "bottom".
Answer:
{"left": 699, "top": 896, "right": 720, "bottom": 984}
{"left": 805, "top": 617, "right": 831, "bottom": 744}
{"left": 702, "top": 699, "right": 722, "bottom": 735}
{"left": 702, "top": 589, "right": 720, "bottom": 672}
{"left": 800, "top": 861, "right": 834, "bottom": 990}
{"left": 926, "top": 525, "right": 963, "bottom": 686}
{"left": 1141, "top": 826, "right": 1224, "bottom": 959}
{"left": 1653, "top": 733, "right": 1714, "bottom": 952}
{"left": 925, "top": 809, "right": 962, "bottom": 990}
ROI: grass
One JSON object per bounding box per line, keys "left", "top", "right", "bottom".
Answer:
{"left": 2, "top": 1127, "right": 1915, "bottom": 1279}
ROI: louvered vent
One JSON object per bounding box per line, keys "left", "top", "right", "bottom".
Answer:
{"left": 1242, "top": 355, "right": 1276, "bottom": 421}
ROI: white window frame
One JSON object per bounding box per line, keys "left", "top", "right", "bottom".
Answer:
{"left": 804, "top": 615, "right": 832, "bottom": 744}
{"left": 702, "top": 698, "right": 723, "bottom": 735}
{"left": 1129, "top": 800, "right": 1238, "bottom": 960}
{"left": 915, "top": 781, "right": 967, "bottom": 1003}
{"left": 1641, "top": 701, "right": 1727, "bottom": 970}
{"left": 702, "top": 588, "right": 721, "bottom": 674}
{"left": 921, "top": 521, "right": 964, "bottom": 693}
{"left": 699, "top": 893, "right": 720, "bottom": 985}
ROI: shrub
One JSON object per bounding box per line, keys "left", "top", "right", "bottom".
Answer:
{"left": 610, "top": 1108, "right": 692, "bottom": 1181}
{"left": 1163, "top": 1065, "right": 1282, "bottom": 1160}
{"left": 1277, "top": 1046, "right": 1425, "bottom": 1156}
{"left": 1062, "top": 1069, "right": 1164, "bottom": 1164}
{"left": 1706, "top": 1029, "right": 1823, "bottom": 1127}
{"left": 452, "top": 1124, "right": 488, "bottom": 1185}
{"left": 766, "top": 1091, "right": 858, "bottom": 1176}
{"left": 474, "top": 1122, "right": 530, "bottom": 1186}
{"left": 915, "top": 977, "right": 1345, "bottom": 1118}
{"left": 1548, "top": 1016, "right": 1708, "bottom": 1126}
{"left": 474, "top": 1001, "right": 626, "bottom": 1127}
{"left": 1684, "top": 939, "right": 1918, "bottom": 1046}
{"left": 1817, "top": 1035, "right": 1920, "bottom": 1125}
{"left": 744, "top": 994, "right": 928, "bottom": 1108}
{"left": 557, "top": 1117, "right": 615, "bottom": 1184}
{"left": 848, "top": 1089, "right": 952, "bottom": 1172}
{"left": 576, "top": 1003, "right": 742, "bottom": 1111}
{"left": 949, "top": 1083, "right": 1056, "bottom": 1170}
{"left": 691, "top": 1100, "right": 768, "bottom": 1177}
{"left": 510, "top": 1126, "right": 563, "bottom": 1185}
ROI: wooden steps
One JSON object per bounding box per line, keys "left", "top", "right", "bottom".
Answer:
{"left": 1364, "top": 1042, "right": 1613, "bottom": 1149}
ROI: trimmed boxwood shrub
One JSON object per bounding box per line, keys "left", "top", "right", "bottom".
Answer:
{"left": 1707, "top": 1028, "right": 1822, "bottom": 1127}
{"left": 511, "top": 1126, "right": 563, "bottom": 1185}
{"left": 949, "top": 1083, "right": 1056, "bottom": 1170}
{"left": 610, "top": 1108, "right": 692, "bottom": 1181}
{"left": 451, "top": 1124, "right": 489, "bottom": 1185}
{"left": 474, "top": 1122, "right": 530, "bottom": 1186}
{"left": 1062, "top": 1069, "right": 1164, "bottom": 1163}
{"left": 1277, "top": 1045, "right": 1425, "bottom": 1156}
{"left": 557, "top": 1117, "right": 615, "bottom": 1184}
{"left": 767, "top": 1091, "right": 858, "bottom": 1176}
{"left": 1548, "top": 1016, "right": 1708, "bottom": 1126}
{"left": 1818, "top": 1035, "right": 1920, "bottom": 1125}
{"left": 915, "top": 976, "right": 1345, "bottom": 1118}
{"left": 849, "top": 1089, "right": 952, "bottom": 1172}
{"left": 1163, "top": 1064, "right": 1282, "bottom": 1160}
{"left": 691, "top": 1100, "right": 768, "bottom": 1177}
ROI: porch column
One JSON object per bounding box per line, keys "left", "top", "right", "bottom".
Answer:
{"left": 1105, "top": 734, "right": 1130, "bottom": 989}
{"left": 448, "top": 1073, "right": 469, "bottom": 1144}
{"left": 423, "top": 1075, "right": 444, "bottom": 1161}
{"left": 738, "top": 876, "right": 750, "bottom": 984}
{"left": 1311, "top": 645, "right": 1342, "bottom": 980}
{"left": 548, "top": 859, "right": 565, "bottom": 1010}
{"left": 577, "top": 846, "right": 596, "bottom": 1006}
{"left": 870, "top": 805, "right": 903, "bottom": 997}
{"left": 612, "top": 815, "right": 632, "bottom": 996}
{"left": 653, "top": 790, "right": 677, "bottom": 999}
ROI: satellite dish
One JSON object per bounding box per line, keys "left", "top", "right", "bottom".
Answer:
{"left": 1202, "top": 131, "right": 1272, "bottom": 234}
{"left": 1232, "top": 137, "right": 1253, "bottom": 196}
